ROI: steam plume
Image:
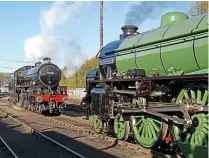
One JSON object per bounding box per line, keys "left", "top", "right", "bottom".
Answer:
{"left": 24, "top": 1, "right": 87, "bottom": 73}
{"left": 24, "top": 34, "right": 57, "bottom": 62}
{"left": 58, "top": 36, "right": 87, "bottom": 74}
{"left": 125, "top": 1, "right": 179, "bottom": 25}
{"left": 66, "top": 41, "right": 87, "bottom": 75}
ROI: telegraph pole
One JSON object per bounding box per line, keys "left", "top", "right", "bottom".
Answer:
{"left": 99, "top": 1, "right": 104, "bottom": 80}
{"left": 100, "top": 1, "right": 103, "bottom": 50}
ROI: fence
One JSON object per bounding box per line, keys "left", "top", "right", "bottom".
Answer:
{"left": 68, "top": 88, "right": 86, "bottom": 100}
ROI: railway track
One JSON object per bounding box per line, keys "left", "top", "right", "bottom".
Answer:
{"left": 0, "top": 96, "right": 180, "bottom": 158}
{"left": 0, "top": 136, "right": 18, "bottom": 158}
{"left": 0, "top": 110, "right": 86, "bottom": 158}
{"left": 30, "top": 112, "right": 178, "bottom": 158}
{"left": 19, "top": 110, "right": 176, "bottom": 158}
{"left": 0, "top": 99, "right": 150, "bottom": 158}
{"left": 58, "top": 100, "right": 181, "bottom": 158}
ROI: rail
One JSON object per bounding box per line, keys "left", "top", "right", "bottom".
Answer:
{"left": 0, "top": 109, "right": 86, "bottom": 158}
{"left": 34, "top": 129, "right": 86, "bottom": 158}
{"left": 26, "top": 109, "right": 175, "bottom": 158}
{"left": 0, "top": 96, "right": 178, "bottom": 158}
{"left": 0, "top": 136, "right": 19, "bottom": 158}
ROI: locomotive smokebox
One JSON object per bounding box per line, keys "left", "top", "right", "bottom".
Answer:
{"left": 120, "top": 25, "right": 138, "bottom": 39}
{"left": 43, "top": 57, "right": 51, "bottom": 63}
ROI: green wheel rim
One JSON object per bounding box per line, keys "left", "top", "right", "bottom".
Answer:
{"left": 93, "top": 115, "right": 104, "bottom": 134}
{"left": 173, "top": 87, "right": 208, "bottom": 158}
{"left": 131, "top": 115, "right": 165, "bottom": 148}
{"left": 176, "top": 88, "right": 208, "bottom": 106}
{"left": 114, "top": 115, "right": 130, "bottom": 140}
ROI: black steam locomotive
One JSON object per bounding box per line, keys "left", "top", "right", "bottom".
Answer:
{"left": 8, "top": 57, "right": 68, "bottom": 115}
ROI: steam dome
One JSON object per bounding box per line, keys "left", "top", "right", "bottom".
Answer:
{"left": 160, "top": 12, "right": 189, "bottom": 27}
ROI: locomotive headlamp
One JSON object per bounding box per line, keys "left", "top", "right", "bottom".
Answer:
{"left": 63, "top": 97, "right": 68, "bottom": 103}
{"left": 36, "top": 96, "right": 43, "bottom": 103}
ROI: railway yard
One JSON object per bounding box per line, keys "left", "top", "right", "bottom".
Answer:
{"left": 0, "top": 2, "right": 208, "bottom": 158}
{"left": 0, "top": 94, "right": 181, "bottom": 158}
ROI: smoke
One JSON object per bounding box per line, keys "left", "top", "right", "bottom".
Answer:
{"left": 58, "top": 36, "right": 87, "bottom": 75}
{"left": 24, "top": 34, "right": 57, "bottom": 62}
{"left": 40, "top": 1, "right": 82, "bottom": 33}
{"left": 125, "top": 1, "right": 179, "bottom": 25}
{"left": 24, "top": 1, "right": 87, "bottom": 73}
{"left": 66, "top": 40, "right": 87, "bottom": 75}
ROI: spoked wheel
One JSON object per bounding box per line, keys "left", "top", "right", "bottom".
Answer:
{"left": 18, "top": 98, "right": 24, "bottom": 107}
{"left": 173, "top": 85, "right": 208, "bottom": 158}
{"left": 23, "top": 100, "right": 28, "bottom": 109}
{"left": 28, "top": 104, "right": 31, "bottom": 111}
{"left": 114, "top": 115, "right": 130, "bottom": 141}
{"left": 59, "top": 106, "right": 64, "bottom": 113}
{"left": 131, "top": 114, "right": 168, "bottom": 149}
{"left": 38, "top": 106, "right": 42, "bottom": 114}
{"left": 39, "top": 104, "right": 46, "bottom": 114}
{"left": 31, "top": 105, "right": 35, "bottom": 112}
{"left": 92, "top": 115, "right": 104, "bottom": 134}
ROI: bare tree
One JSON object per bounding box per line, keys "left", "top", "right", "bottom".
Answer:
{"left": 188, "top": 1, "right": 208, "bottom": 17}
{"left": 0, "top": 73, "right": 9, "bottom": 86}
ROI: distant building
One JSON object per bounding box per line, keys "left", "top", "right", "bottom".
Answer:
{"left": 0, "top": 82, "right": 9, "bottom": 93}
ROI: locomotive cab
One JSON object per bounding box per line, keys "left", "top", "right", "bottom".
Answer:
{"left": 97, "top": 40, "right": 122, "bottom": 80}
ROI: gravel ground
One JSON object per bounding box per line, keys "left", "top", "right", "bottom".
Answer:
{"left": 54, "top": 114, "right": 92, "bottom": 131}
{"left": 0, "top": 114, "right": 78, "bottom": 158}
{"left": 0, "top": 97, "right": 149, "bottom": 158}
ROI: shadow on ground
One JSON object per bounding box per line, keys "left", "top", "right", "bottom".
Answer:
{"left": 0, "top": 115, "right": 118, "bottom": 158}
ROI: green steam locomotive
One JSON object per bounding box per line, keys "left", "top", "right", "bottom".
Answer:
{"left": 81, "top": 12, "right": 208, "bottom": 158}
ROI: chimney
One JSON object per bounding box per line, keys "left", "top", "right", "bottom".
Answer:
{"left": 120, "top": 25, "right": 138, "bottom": 39}
{"left": 43, "top": 57, "right": 51, "bottom": 63}
{"left": 35, "top": 62, "right": 42, "bottom": 67}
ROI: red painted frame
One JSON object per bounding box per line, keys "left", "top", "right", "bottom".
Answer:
{"left": 33, "top": 94, "right": 68, "bottom": 103}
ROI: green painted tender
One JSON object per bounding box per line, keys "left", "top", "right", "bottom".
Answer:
{"left": 115, "top": 12, "right": 208, "bottom": 76}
